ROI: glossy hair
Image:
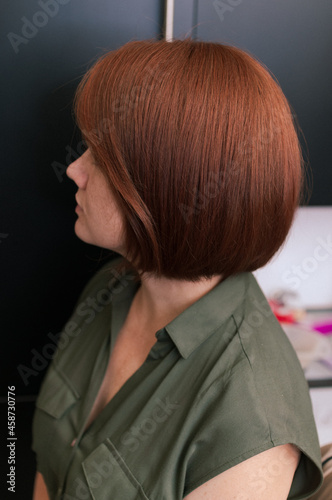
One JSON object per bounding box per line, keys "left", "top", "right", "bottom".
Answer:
{"left": 74, "top": 38, "right": 303, "bottom": 281}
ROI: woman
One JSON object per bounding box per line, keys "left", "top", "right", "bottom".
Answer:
{"left": 32, "top": 39, "right": 323, "bottom": 499}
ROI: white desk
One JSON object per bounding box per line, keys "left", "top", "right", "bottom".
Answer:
{"left": 309, "top": 386, "right": 332, "bottom": 446}
{"left": 281, "top": 320, "right": 332, "bottom": 446}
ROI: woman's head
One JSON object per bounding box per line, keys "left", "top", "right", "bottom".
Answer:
{"left": 73, "top": 38, "right": 303, "bottom": 281}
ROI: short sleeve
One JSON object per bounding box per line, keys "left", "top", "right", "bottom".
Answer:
{"left": 183, "top": 332, "right": 323, "bottom": 499}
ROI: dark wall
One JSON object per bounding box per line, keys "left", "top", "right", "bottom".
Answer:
{"left": 1, "top": 0, "right": 331, "bottom": 397}
{"left": 1, "top": 0, "right": 164, "bottom": 398}
{"left": 1, "top": 3, "right": 164, "bottom": 497}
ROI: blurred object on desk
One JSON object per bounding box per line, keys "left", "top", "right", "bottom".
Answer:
{"left": 312, "top": 321, "right": 332, "bottom": 336}
{"left": 282, "top": 323, "right": 332, "bottom": 371}
{"left": 268, "top": 291, "right": 306, "bottom": 324}
{"left": 309, "top": 388, "right": 332, "bottom": 446}
{"left": 267, "top": 289, "right": 332, "bottom": 375}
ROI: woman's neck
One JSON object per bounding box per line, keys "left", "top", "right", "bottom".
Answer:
{"left": 131, "top": 272, "right": 223, "bottom": 335}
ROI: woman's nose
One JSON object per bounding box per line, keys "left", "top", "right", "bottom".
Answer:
{"left": 66, "top": 153, "right": 89, "bottom": 189}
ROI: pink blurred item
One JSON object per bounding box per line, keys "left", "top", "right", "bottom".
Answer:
{"left": 313, "top": 322, "right": 332, "bottom": 335}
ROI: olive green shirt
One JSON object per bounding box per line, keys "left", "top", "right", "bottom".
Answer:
{"left": 32, "top": 258, "right": 323, "bottom": 499}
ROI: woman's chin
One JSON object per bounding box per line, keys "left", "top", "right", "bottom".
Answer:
{"left": 74, "top": 220, "right": 92, "bottom": 245}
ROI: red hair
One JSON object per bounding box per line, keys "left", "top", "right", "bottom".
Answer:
{"left": 74, "top": 39, "right": 303, "bottom": 281}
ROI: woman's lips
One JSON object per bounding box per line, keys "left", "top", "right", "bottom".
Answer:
{"left": 75, "top": 196, "right": 83, "bottom": 212}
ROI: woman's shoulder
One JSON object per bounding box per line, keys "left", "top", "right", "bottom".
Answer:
{"left": 181, "top": 271, "right": 323, "bottom": 498}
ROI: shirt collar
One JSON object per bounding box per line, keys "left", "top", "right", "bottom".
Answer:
{"left": 162, "top": 272, "right": 249, "bottom": 359}
{"left": 110, "top": 259, "right": 250, "bottom": 360}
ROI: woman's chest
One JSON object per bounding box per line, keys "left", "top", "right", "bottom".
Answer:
{"left": 84, "top": 326, "right": 158, "bottom": 430}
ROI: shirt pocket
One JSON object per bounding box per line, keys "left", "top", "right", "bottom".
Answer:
{"left": 35, "top": 362, "right": 79, "bottom": 419}
{"left": 82, "top": 439, "right": 150, "bottom": 500}
{"left": 32, "top": 363, "right": 80, "bottom": 491}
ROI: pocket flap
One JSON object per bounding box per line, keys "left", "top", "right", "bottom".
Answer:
{"left": 82, "top": 439, "right": 149, "bottom": 499}
{"left": 36, "top": 364, "right": 78, "bottom": 418}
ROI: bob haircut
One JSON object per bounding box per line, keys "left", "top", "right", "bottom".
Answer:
{"left": 74, "top": 38, "right": 303, "bottom": 281}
